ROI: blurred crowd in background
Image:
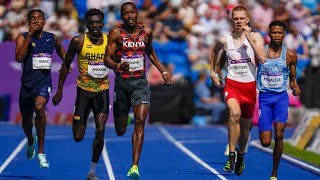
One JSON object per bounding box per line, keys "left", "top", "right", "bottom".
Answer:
{"left": 1, "top": 0, "right": 320, "bottom": 125}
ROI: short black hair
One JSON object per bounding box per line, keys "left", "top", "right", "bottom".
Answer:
{"left": 120, "top": 2, "right": 137, "bottom": 13}
{"left": 26, "top": 9, "right": 45, "bottom": 23}
{"left": 269, "top": 20, "right": 286, "bottom": 31}
{"left": 85, "top": 8, "right": 104, "bottom": 21}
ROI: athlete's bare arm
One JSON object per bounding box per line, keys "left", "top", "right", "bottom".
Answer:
{"left": 15, "top": 22, "right": 42, "bottom": 62}
{"left": 287, "top": 48, "right": 301, "bottom": 96}
{"left": 244, "top": 27, "right": 266, "bottom": 64}
{"left": 210, "top": 36, "right": 227, "bottom": 86}
{"left": 145, "top": 26, "right": 171, "bottom": 85}
{"left": 52, "top": 34, "right": 83, "bottom": 105}
{"left": 15, "top": 34, "right": 33, "bottom": 62}
{"left": 104, "top": 27, "right": 129, "bottom": 71}
{"left": 53, "top": 34, "right": 66, "bottom": 61}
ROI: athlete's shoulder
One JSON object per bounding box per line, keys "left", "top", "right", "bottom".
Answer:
{"left": 285, "top": 46, "right": 297, "bottom": 60}
{"left": 218, "top": 35, "right": 227, "bottom": 45}
{"left": 71, "top": 33, "right": 84, "bottom": 43}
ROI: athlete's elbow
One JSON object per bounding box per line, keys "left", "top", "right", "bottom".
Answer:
{"left": 259, "top": 56, "right": 266, "bottom": 64}
{"left": 15, "top": 55, "right": 23, "bottom": 63}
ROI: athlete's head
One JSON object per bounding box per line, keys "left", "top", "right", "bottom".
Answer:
{"left": 120, "top": 2, "right": 138, "bottom": 27}
{"left": 85, "top": 9, "right": 104, "bottom": 37}
{"left": 26, "top": 9, "right": 46, "bottom": 28}
{"left": 269, "top": 20, "right": 286, "bottom": 45}
{"left": 230, "top": 6, "right": 249, "bottom": 31}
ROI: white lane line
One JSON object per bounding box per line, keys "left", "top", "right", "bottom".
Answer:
{"left": 102, "top": 140, "right": 115, "bottom": 180}
{"left": 158, "top": 127, "right": 228, "bottom": 180}
{"left": 178, "top": 139, "right": 226, "bottom": 144}
{"left": 0, "top": 138, "right": 27, "bottom": 174}
{"left": 250, "top": 140, "right": 320, "bottom": 175}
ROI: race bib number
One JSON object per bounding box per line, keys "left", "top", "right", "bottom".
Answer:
{"left": 121, "top": 57, "right": 144, "bottom": 71}
{"left": 32, "top": 53, "right": 52, "bottom": 69}
{"left": 87, "top": 62, "right": 109, "bottom": 78}
{"left": 229, "top": 64, "right": 249, "bottom": 76}
{"left": 261, "top": 74, "right": 283, "bottom": 88}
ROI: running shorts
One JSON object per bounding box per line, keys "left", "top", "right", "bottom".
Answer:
{"left": 223, "top": 78, "right": 257, "bottom": 119}
{"left": 258, "top": 91, "right": 289, "bottom": 132}
{"left": 73, "top": 87, "right": 109, "bottom": 125}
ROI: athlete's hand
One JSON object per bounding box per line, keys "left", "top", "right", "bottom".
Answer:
{"left": 162, "top": 72, "right": 171, "bottom": 86}
{"left": 243, "top": 25, "right": 252, "bottom": 40}
{"left": 118, "top": 62, "right": 130, "bottom": 71}
{"left": 29, "top": 23, "right": 41, "bottom": 36}
{"left": 210, "top": 71, "right": 223, "bottom": 86}
{"left": 290, "top": 82, "right": 301, "bottom": 96}
{"left": 52, "top": 91, "right": 62, "bottom": 106}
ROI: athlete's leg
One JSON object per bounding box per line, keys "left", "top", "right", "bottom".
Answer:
{"left": 237, "top": 117, "right": 252, "bottom": 154}
{"left": 271, "top": 92, "right": 288, "bottom": 178}
{"left": 272, "top": 122, "right": 285, "bottom": 178}
{"left": 258, "top": 94, "right": 273, "bottom": 147}
{"left": 234, "top": 117, "right": 252, "bottom": 176}
{"left": 226, "top": 98, "right": 241, "bottom": 154}
{"left": 22, "top": 114, "right": 34, "bottom": 145}
{"left": 34, "top": 96, "right": 48, "bottom": 154}
{"left": 19, "top": 87, "right": 35, "bottom": 146}
{"left": 224, "top": 98, "right": 241, "bottom": 172}
{"left": 91, "top": 90, "right": 109, "bottom": 163}
{"left": 132, "top": 104, "right": 148, "bottom": 166}
{"left": 113, "top": 78, "right": 130, "bottom": 136}
{"left": 73, "top": 87, "right": 90, "bottom": 142}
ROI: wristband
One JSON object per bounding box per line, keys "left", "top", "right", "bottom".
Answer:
{"left": 161, "top": 71, "right": 168, "bottom": 75}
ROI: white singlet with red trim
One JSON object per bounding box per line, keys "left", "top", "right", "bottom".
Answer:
{"left": 226, "top": 35, "right": 256, "bottom": 83}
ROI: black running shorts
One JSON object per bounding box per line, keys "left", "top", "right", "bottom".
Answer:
{"left": 73, "top": 87, "right": 109, "bottom": 125}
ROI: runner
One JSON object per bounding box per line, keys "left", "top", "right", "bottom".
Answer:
{"left": 104, "top": 2, "right": 171, "bottom": 179}
{"left": 52, "top": 9, "right": 109, "bottom": 180}
{"left": 15, "top": 9, "right": 66, "bottom": 168}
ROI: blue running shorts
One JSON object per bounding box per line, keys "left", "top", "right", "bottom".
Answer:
{"left": 19, "top": 85, "right": 51, "bottom": 117}
{"left": 258, "top": 91, "right": 289, "bottom": 132}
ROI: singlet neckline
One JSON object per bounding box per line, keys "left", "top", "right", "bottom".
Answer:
{"left": 86, "top": 33, "right": 105, "bottom": 46}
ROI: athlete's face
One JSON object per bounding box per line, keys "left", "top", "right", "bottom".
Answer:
{"left": 28, "top": 11, "right": 46, "bottom": 32}
{"left": 121, "top": 4, "right": 138, "bottom": 27}
{"left": 86, "top": 15, "right": 104, "bottom": 37}
{"left": 269, "top": 26, "right": 285, "bottom": 45}
{"left": 230, "top": 11, "right": 249, "bottom": 31}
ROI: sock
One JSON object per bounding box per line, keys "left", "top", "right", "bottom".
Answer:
{"left": 89, "top": 162, "right": 98, "bottom": 174}
{"left": 229, "top": 152, "right": 236, "bottom": 161}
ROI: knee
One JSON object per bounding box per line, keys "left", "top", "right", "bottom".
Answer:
{"left": 134, "top": 117, "right": 145, "bottom": 130}
{"left": 260, "top": 139, "right": 271, "bottom": 147}
{"left": 116, "top": 128, "right": 126, "bottom": 136}
{"left": 34, "top": 103, "right": 45, "bottom": 113}
{"left": 229, "top": 110, "right": 241, "bottom": 122}
{"left": 73, "top": 134, "right": 84, "bottom": 142}
{"left": 95, "top": 128, "right": 105, "bottom": 139}
{"left": 274, "top": 132, "right": 284, "bottom": 142}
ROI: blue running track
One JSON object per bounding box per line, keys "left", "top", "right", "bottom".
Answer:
{"left": 0, "top": 123, "right": 319, "bottom": 180}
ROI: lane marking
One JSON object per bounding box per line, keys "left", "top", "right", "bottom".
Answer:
{"left": 0, "top": 138, "right": 27, "bottom": 174}
{"left": 250, "top": 140, "right": 320, "bottom": 175}
{"left": 178, "top": 139, "right": 226, "bottom": 144}
{"left": 102, "top": 139, "right": 115, "bottom": 180}
{"left": 158, "top": 127, "right": 228, "bottom": 180}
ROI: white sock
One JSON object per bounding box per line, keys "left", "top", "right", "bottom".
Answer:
{"left": 89, "top": 162, "right": 98, "bottom": 174}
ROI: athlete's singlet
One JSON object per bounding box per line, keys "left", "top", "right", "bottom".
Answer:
{"left": 115, "top": 24, "right": 146, "bottom": 78}
{"left": 226, "top": 35, "right": 256, "bottom": 83}
{"left": 21, "top": 31, "right": 55, "bottom": 88}
{"left": 77, "top": 33, "right": 109, "bottom": 92}
{"left": 257, "top": 45, "right": 289, "bottom": 93}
